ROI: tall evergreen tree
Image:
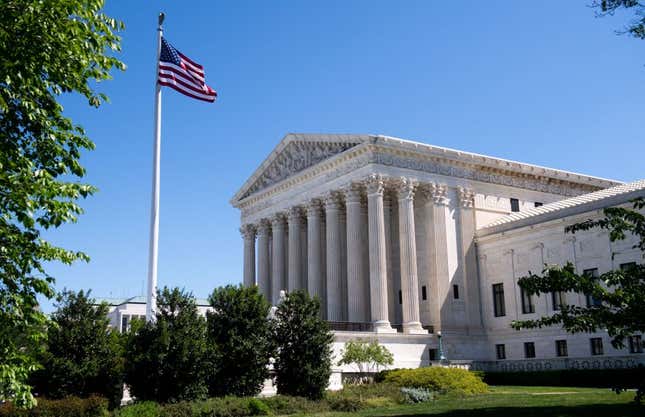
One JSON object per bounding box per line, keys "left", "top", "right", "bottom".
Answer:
{"left": 124, "top": 287, "right": 208, "bottom": 403}
{"left": 31, "top": 290, "right": 124, "bottom": 408}
{"left": 273, "top": 290, "right": 333, "bottom": 400}
{"left": 206, "top": 285, "right": 273, "bottom": 397}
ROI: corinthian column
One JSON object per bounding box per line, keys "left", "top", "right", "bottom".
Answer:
{"left": 325, "top": 192, "right": 343, "bottom": 321}
{"left": 306, "top": 200, "right": 323, "bottom": 301}
{"left": 271, "top": 213, "right": 286, "bottom": 305}
{"left": 366, "top": 174, "right": 396, "bottom": 333}
{"left": 457, "top": 186, "right": 481, "bottom": 331}
{"left": 240, "top": 224, "right": 256, "bottom": 288}
{"left": 256, "top": 220, "right": 271, "bottom": 302}
{"left": 345, "top": 183, "right": 368, "bottom": 323}
{"left": 397, "top": 177, "right": 426, "bottom": 334}
{"left": 288, "top": 207, "right": 303, "bottom": 292}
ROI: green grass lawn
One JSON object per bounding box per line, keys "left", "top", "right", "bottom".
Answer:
{"left": 306, "top": 386, "right": 641, "bottom": 417}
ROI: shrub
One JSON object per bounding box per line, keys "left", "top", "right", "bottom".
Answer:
{"left": 326, "top": 396, "right": 364, "bottom": 412}
{"left": 247, "top": 398, "right": 270, "bottom": 415}
{"left": 31, "top": 290, "right": 125, "bottom": 408}
{"left": 0, "top": 396, "right": 109, "bottom": 417}
{"left": 272, "top": 290, "right": 334, "bottom": 400}
{"left": 160, "top": 402, "right": 193, "bottom": 417}
{"left": 114, "top": 401, "right": 161, "bottom": 417}
{"left": 124, "top": 287, "right": 209, "bottom": 403}
{"left": 384, "top": 367, "right": 488, "bottom": 395}
{"left": 333, "top": 382, "right": 404, "bottom": 404}
{"left": 206, "top": 285, "right": 273, "bottom": 397}
{"left": 400, "top": 387, "right": 434, "bottom": 403}
{"left": 261, "top": 395, "right": 326, "bottom": 415}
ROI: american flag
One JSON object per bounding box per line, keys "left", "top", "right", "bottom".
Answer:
{"left": 158, "top": 37, "right": 217, "bottom": 103}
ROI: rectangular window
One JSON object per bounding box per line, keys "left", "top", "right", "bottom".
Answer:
{"left": 496, "top": 344, "right": 506, "bottom": 360}
{"left": 552, "top": 291, "right": 566, "bottom": 311}
{"left": 590, "top": 337, "right": 604, "bottom": 355}
{"left": 620, "top": 262, "right": 636, "bottom": 271}
{"left": 524, "top": 342, "right": 536, "bottom": 358}
{"left": 510, "top": 198, "right": 520, "bottom": 212}
{"left": 422, "top": 286, "right": 427, "bottom": 301}
{"left": 629, "top": 335, "right": 643, "bottom": 354}
{"left": 556, "top": 340, "right": 568, "bottom": 357}
{"left": 453, "top": 284, "right": 459, "bottom": 299}
{"left": 520, "top": 287, "right": 535, "bottom": 314}
{"left": 398, "top": 290, "right": 402, "bottom": 305}
{"left": 493, "top": 283, "right": 506, "bottom": 317}
{"left": 121, "top": 315, "right": 129, "bottom": 333}
{"left": 583, "top": 268, "right": 601, "bottom": 307}
{"left": 534, "top": 202, "right": 543, "bottom": 207}
{"left": 429, "top": 348, "right": 437, "bottom": 361}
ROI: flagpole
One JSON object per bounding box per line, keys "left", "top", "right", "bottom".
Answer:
{"left": 146, "top": 12, "right": 164, "bottom": 323}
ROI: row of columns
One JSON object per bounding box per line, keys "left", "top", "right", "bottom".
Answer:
{"left": 240, "top": 175, "right": 475, "bottom": 334}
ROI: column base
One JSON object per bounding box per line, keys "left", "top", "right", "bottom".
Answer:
{"left": 403, "top": 321, "right": 428, "bottom": 334}
{"left": 372, "top": 320, "right": 397, "bottom": 333}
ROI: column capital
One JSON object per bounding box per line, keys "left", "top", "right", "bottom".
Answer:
{"left": 324, "top": 191, "right": 343, "bottom": 210}
{"left": 365, "top": 173, "right": 385, "bottom": 196}
{"left": 257, "top": 218, "right": 271, "bottom": 235}
{"left": 396, "top": 177, "right": 417, "bottom": 201}
{"left": 305, "top": 199, "right": 322, "bottom": 216}
{"left": 427, "top": 183, "right": 448, "bottom": 205}
{"left": 287, "top": 206, "right": 304, "bottom": 221}
{"left": 271, "top": 212, "right": 287, "bottom": 227}
{"left": 343, "top": 182, "right": 364, "bottom": 204}
{"left": 240, "top": 223, "right": 256, "bottom": 240}
{"left": 457, "top": 186, "right": 475, "bottom": 209}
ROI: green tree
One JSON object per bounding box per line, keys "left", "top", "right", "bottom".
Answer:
{"left": 272, "top": 290, "right": 333, "bottom": 400}
{"left": 512, "top": 198, "right": 645, "bottom": 403}
{"left": 338, "top": 339, "right": 394, "bottom": 376}
{"left": 0, "top": 0, "right": 124, "bottom": 407}
{"left": 206, "top": 285, "right": 273, "bottom": 397}
{"left": 124, "top": 287, "right": 208, "bottom": 403}
{"left": 592, "top": 1, "right": 645, "bottom": 39}
{"left": 31, "top": 290, "right": 124, "bottom": 408}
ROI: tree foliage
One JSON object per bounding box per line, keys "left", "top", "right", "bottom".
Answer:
{"left": 272, "top": 290, "right": 333, "bottom": 400}
{"left": 337, "top": 339, "right": 394, "bottom": 375}
{"left": 0, "top": 0, "right": 124, "bottom": 407}
{"left": 30, "top": 290, "right": 124, "bottom": 408}
{"left": 124, "top": 287, "right": 208, "bottom": 403}
{"left": 512, "top": 199, "right": 644, "bottom": 402}
{"left": 592, "top": 0, "right": 645, "bottom": 39}
{"left": 206, "top": 285, "right": 273, "bottom": 397}
{"left": 512, "top": 199, "right": 644, "bottom": 348}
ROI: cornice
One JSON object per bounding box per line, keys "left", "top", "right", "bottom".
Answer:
{"left": 235, "top": 142, "right": 613, "bottom": 218}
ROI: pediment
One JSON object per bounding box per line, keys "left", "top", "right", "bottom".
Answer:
{"left": 232, "top": 133, "right": 369, "bottom": 203}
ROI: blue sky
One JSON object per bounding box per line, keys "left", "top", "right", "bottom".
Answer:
{"left": 43, "top": 1, "right": 644, "bottom": 310}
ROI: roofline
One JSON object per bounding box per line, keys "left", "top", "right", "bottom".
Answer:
{"left": 477, "top": 184, "right": 645, "bottom": 238}
{"left": 231, "top": 133, "right": 622, "bottom": 205}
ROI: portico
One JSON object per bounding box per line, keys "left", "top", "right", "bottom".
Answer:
{"left": 232, "top": 133, "right": 614, "bottom": 338}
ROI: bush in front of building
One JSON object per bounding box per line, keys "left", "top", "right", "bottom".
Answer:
{"left": 383, "top": 367, "right": 489, "bottom": 395}
{"left": 205, "top": 285, "right": 273, "bottom": 397}
{"left": 30, "top": 290, "right": 124, "bottom": 408}
{"left": 0, "top": 396, "right": 109, "bottom": 417}
{"left": 272, "top": 290, "right": 334, "bottom": 400}
{"left": 124, "top": 287, "right": 209, "bottom": 403}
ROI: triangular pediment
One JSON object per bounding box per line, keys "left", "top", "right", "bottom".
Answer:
{"left": 232, "top": 133, "right": 370, "bottom": 203}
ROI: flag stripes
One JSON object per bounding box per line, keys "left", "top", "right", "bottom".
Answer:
{"left": 157, "top": 37, "right": 217, "bottom": 103}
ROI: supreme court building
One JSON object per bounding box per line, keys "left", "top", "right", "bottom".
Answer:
{"left": 231, "top": 133, "right": 645, "bottom": 370}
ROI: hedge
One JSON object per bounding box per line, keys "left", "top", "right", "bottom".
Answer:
{"left": 0, "top": 396, "right": 109, "bottom": 417}
{"left": 383, "top": 367, "right": 488, "bottom": 395}
{"left": 481, "top": 367, "right": 645, "bottom": 389}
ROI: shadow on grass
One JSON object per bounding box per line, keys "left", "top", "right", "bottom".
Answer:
{"left": 378, "top": 403, "right": 641, "bottom": 417}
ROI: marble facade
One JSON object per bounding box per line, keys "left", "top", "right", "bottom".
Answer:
{"left": 232, "top": 133, "right": 644, "bottom": 367}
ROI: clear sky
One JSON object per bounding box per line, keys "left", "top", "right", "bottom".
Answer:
{"left": 42, "top": 0, "right": 644, "bottom": 310}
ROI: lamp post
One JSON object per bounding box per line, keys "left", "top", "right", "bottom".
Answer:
{"left": 437, "top": 330, "right": 446, "bottom": 361}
